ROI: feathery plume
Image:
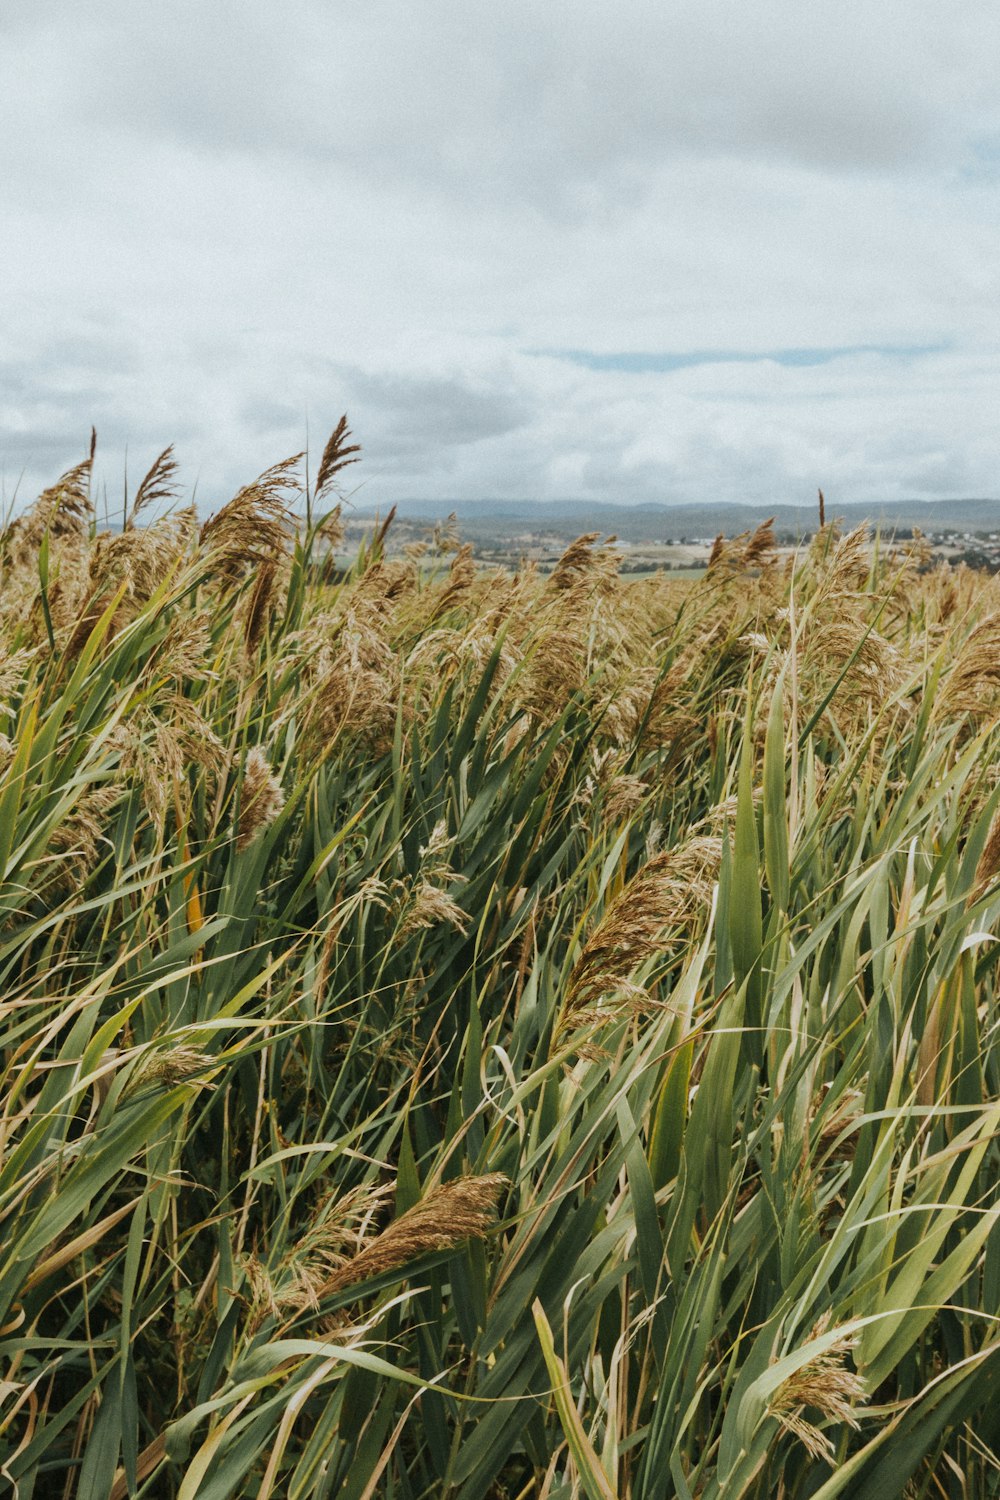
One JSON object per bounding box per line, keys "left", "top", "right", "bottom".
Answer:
{"left": 128, "top": 446, "right": 180, "bottom": 526}
{"left": 561, "top": 836, "right": 722, "bottom": 1035}
{"left": 705, "top": 519, "right": 776, "bottom": 579}
{"left": 317, "top": 504, "right": 344, "bottom": 555}
{"left": 244, "top": 560, "right": 279, "bottom": 654}
{"left": 369, "top": 505, "right": 397, "bottom": 563}
{"left": 549, "top": 533, "right": 608, "bottom": 591}
{"left": 742, "top": 517, "right": 777, "bottom": 570}
{"left": 939, "top": 612, "right": 1000, "bottom": 724}
{"left": 298, "top": 605, "right": 402, "bottom": 756}
{"left": 601, "top": 773, "right": 648, "bottom": 823}
{"left": 319, "top": 1174, "right": 508, "bottom": 1297}
{"left": 125, "top": 1047, "right": 216, "bottom": 1095}
{"left": 707, "top": 533, "right": 726, "bottom": 571}
{"left": 433, "top": 512, "right": 461, "bottom": 555}
{"left": 241, "top": 1175, "right": 506, "bottom": 1330}
{"left": 400, "top": 880, "right": 469, "bottom": 936}
{"left": 822, "top": 523, "right": 871, "bottom": 594}
{"left": 33, "top": 456, "right": 95, "bottom": 535}
{"left": 314, "top": 415, "right": 361, "bottom": 504}
{"left": 45, "top": 785, "right": 120, "bottom": 889}
{"left": 199, "top": 455, "right": 301, "bottom": 585}
{"left": 768, "top": 1325, "right": 866, "bottom": 1463}
{"left": 974, "top": 809, "right": 1000, "bottom": 897}
{"left": 236, "top": 747, "right": 284, "bottom": 850}
{"left": 397, "top": 818, "right": 469, "bottom": 934}
{"left": 3, "top": 451, "right": 95, "bottom": 566}
{"left": 430, "top": 544, "right": 477, "bottom": 620}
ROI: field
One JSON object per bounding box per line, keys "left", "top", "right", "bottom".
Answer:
{"left": 5, "top": 429, "right": 1000, "bottom": 1497}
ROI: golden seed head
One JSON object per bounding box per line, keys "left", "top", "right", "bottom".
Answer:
{"left": 236, "top": 747, "right": 284, "bottom": 851}
{"left": 768, "top": 1326, "right": 866, "bottom": 1463}
{"left": 319, "top": 1173, "right": 508, "bottom": 1298}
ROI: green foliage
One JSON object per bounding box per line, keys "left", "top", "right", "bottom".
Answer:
{"left": 2, "top": 453, "right": 1000, "bottom": 1496}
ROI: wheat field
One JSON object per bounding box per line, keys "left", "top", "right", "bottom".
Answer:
{"left": 3, "top": 426, "right": 1000, "bottom": 1497}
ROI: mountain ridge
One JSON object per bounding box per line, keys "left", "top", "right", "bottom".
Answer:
{"left": 351, "top": 496, "right": 1000, "bottom": 542}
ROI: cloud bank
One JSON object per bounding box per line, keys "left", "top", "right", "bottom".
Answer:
{"left": 2, "top": 1, "right": 999, "bottom": 512}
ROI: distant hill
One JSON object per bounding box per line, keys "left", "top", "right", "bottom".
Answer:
{"left": 353, "top": 497, "right": 1000, "bottom": 542}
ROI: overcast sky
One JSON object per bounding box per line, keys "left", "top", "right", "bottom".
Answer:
{"left": 2, "top": 1, "right": 999, "bottom": 514}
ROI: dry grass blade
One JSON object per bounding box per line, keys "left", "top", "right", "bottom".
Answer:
{"left": 109, "top": 1435, "right": 167, "bottom": 1500}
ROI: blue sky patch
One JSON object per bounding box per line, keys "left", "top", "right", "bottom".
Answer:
{"left": 531, "top": 344, "right": 947, "bottom": 373}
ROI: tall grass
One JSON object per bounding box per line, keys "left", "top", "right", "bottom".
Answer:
{"left": 2, "top": 434, "right": 1000, "bottom": 1497}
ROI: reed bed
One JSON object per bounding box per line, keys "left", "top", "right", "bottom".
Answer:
{"left": 2, "top": 430, "right": 1000, "bottom": 1497}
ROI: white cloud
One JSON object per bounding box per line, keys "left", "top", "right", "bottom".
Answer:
{"left": 1, "top": 1, "right": 999, "bottom": 511}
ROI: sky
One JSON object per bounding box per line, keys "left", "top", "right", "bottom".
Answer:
{"left": 2, "top": 1, "right": 999, "bottom": 515}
